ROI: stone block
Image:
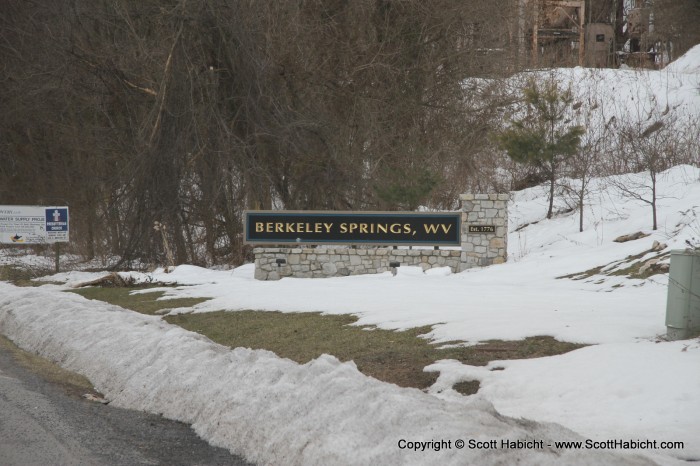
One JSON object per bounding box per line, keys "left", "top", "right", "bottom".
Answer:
{"left": 475, "top": 194, "right": 489, "bottom": 200}
{"left": 490, "top": 238, "right": 505, "bottom": 248}
{"left": 288, "top": 254, "right": 300, "bottom": 265}
{"left": 460, "top": 194, "right": 475, "bottom": 200}
{"left": 322, "top": 262, "right": 337, "bottom": 275}
{"left": 350, "top": 255, "right": 362, "bottom": 266}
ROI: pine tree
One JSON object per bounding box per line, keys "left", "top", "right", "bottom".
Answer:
{"left": 498, "top": 78, "right": 584, "bottom": 219}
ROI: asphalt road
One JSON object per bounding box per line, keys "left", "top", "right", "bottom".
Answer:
{"left": 0, "top": 341, "right": 253, "bottom": 466}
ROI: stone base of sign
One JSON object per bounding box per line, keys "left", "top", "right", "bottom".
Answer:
{"left": 459, "top": 193, "right": 508, "bottom": 270}
{"left": 254, "top": 247, "right": 462, "bottom": 280}
{"left": 253, "top": 193, "right": 508, "bottom": 280}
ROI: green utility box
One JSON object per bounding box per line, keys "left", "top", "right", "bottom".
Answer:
{"left": 665, "top": 249, "right": 700, "bottom": 340}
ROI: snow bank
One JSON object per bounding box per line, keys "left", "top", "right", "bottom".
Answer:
{"left": 0, "top": 283, "right": 652, "bottom": 465}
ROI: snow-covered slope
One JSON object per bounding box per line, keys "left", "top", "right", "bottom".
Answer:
{"left": 665, "top": 43, "right": 700, "bottom": 75}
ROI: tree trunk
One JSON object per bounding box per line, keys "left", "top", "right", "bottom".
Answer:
{"left": 651, "top": 171, "right": 657, "bottom": 230}
{"left": 579, "top": 191, "right": 584, "bottom": 232}
{"left": 547, "top": 162, "right": 556, "bottom": 219}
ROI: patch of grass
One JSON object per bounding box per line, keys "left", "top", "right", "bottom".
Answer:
{"left": 70, "top": 286, "right": 208, "bottom": 315}
{"left": 0, "top": 264, "right": 53, "bottom": 286}
{"left": 608, "top": 251, "right": 671, "bottom": 279}
{"left": 557, "top": 265, "right": 605, "bottom": 280}
{"left": 166, "top": 311, "right": 585, "bottom": 393}
{"left": 557, "top": 250, "right": 671, "bottom": 281}
{"left": 0, "top": 334, "right": 100, "bottom": 398}
{"left": 68, "top": 286, "right": 586, "bottom": 394}
{"left": 453, "top": 380, "right": 481, "bottom": 396}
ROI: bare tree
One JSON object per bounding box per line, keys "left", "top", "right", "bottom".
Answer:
{"left": 562, "top": 127, "right": 607, "bottom": 233}
{"left": 559, "top": 76, "right": 614, "bottom": 233}
{"left": 609, "top": 112, "right": 695, "bottom": 230}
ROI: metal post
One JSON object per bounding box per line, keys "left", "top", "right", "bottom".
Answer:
{"left": 54, "top": 242, "right": 60, "bottom": 273}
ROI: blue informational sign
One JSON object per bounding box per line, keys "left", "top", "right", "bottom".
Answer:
{"left": 44, "top": 207, "right": 70, "bottom": 242}
{"left": 45, "top": 208, "right": 68, "bottom": 232}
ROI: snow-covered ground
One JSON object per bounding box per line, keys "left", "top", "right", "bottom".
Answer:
{"left": 0, "top": 282, "right": 660, "bottom": 466}
{"left": 2, "top": 164, "right": 698, "bottom": 465}
{"left": 2, "top": 46, "right": 700, "bottom": 465}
